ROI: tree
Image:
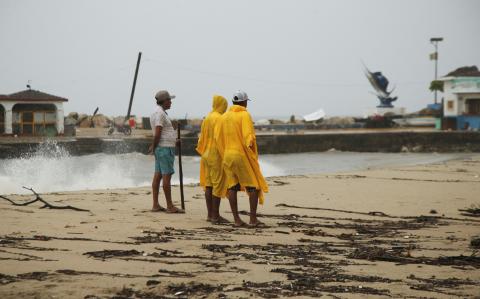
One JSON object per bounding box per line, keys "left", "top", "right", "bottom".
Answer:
{"left": 429, "top": 80, "right": 444, "bottom": 93}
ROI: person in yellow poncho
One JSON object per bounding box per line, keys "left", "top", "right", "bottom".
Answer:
{"left": 215, "top": 90, "right": 268, "bottom": 227}
{"left": 196, "top": 95, "right": 229, "bottom": 223}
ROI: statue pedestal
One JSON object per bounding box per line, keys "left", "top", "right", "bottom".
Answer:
{"left": 363, "top": 107, "right": 406, "bottom": 118}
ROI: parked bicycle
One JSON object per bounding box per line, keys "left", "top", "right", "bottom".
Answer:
{"left": 107, "top": 123, "right": 132, "bottom": 136}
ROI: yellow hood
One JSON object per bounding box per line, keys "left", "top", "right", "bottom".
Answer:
{"left": 212, "top": 94, "right": 227, "bottom": 114}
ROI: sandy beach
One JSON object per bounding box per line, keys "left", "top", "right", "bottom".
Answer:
{"left": 1, "top": 155, "right": 480, "bottom": 298}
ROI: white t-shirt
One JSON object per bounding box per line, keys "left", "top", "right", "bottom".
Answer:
{"left": 150, "top": 107, "right": 176, "bottom": 147}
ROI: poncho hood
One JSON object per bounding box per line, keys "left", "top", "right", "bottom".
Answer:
{"left": 212, "top": 95, "right": 227, "bottom": 114}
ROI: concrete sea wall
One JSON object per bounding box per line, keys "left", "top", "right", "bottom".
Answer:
{"left": 1, "top": 132, "right": 480, "bottom": 159}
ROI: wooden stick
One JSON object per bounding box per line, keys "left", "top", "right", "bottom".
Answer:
{"left": 177, "top": 125, "right": 185, "bottom": 210}
{"left": 0, "top": 187, "right": 90, "bottom": 212}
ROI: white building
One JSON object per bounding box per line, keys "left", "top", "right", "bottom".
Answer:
{"left": 440, "top": 73, "right": 480, "bottom": 130}
{"left": 0, "top": 89, "right": 68, "bottom": 136}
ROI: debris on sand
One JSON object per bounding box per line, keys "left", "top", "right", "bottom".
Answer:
{"left": 407, "top": 274, "right": 477, "bottom": 296}
{"left": 459, "top": 204, "right": 480, "bottom": 217}
{"left": 83, "top": 249, "right": 142, "bottom": 259}
{"left": 167, "top": 282, "right": 222, "bottom": 296}
{"left": 349, "top": 246, "right": 480, "bottom": 268}
{"left": 471, "top": 236, "right": 480, "bottom": 249}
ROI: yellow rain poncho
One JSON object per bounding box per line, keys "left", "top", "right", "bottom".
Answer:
{"left": 196, "top": 95, "right": 228, "bottom": 198}
{"left": 215, "top": 105, "right": 268, "bottom": 204}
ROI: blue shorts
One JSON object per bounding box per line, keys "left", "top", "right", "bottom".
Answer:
{"left": 154, "top": 147, "right": 175, "bottom": 174}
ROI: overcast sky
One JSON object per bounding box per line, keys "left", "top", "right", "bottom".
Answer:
{"left": 1, "top": 0, "right": 479, "bottom": 119}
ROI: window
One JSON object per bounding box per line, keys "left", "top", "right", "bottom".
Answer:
{"left": 447, "top": 100, "right": 454, "bottom": 110}
{"left": 12, "top": 111, "right": 57, "bottom": 136}
{"left": 45, "top": 112, "right": 56, "bottom": 123}
{"left": 466, "top": 99, "right": 480, "bottom": 115}
{"left": 34, "top": 112, "right": 44, "bottom": 123}
{"left": 13, "top": 112, "right": 21, "bottom": 123}
{"left": 0, "top": 107, "right": 4, "bottom": 134}
{"left": 23, "top": 112, "right": 33, "bottom": 122}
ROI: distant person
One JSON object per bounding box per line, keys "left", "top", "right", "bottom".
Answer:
{"left": 463, "top": 121, "right": 471, "bottom": 131}
{"left": 148, "top": 90, "right": 184, "bottom": 213}
{"left": 196, "top": 95, "right": 229, "bottom": 223}
{"left": 215, "top": 90, "right": 268, "bottom": 227}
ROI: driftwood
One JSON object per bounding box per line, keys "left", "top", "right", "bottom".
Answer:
{"left": 0, "top": 187, "right": 90, "bottom": 212}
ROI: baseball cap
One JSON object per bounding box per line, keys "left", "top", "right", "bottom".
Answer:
{"left": 232, "top": 90, "right": 251, "bottom": 102}
{"left": 155, "top": 90, "right": 176, "bottom": 102}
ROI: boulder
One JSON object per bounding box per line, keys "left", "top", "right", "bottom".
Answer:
{"left": 78, "top": 116, "right": 92, "bottom": 128}
{"left": 64, "top": 117, "right": 77, "bottom": 126}
{"left": 68, "top": 112, "right": 79, "bottom": 120}
{"left": 269, "top": 119, "right": 285, "bottom": 125}
{"left": 322, "top": 117, "right": 355, "bottom": 126}
{"left": 77, "top": 114, "right": 88, "bottom": 126}
{"left": 92, "top": 114, "right": 112, "bottom": 128}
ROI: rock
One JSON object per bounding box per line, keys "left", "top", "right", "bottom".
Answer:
{"left": 322, "top": 117, "right": 355, "bottom": 126}
{"left": 68, "top": 112, "right": 79, "bottom": 120}
{"left": 269, "top": 119, "right": 285, "bottom": 125}
{"left": 78, "top": 117, "right": 92, "bottom": 128}
{"left": 77, "top": 114, "right": 88, "bottom": 126}
{"left": 92, "top": 114, "right": 112, "bottom": 128}
{"left": 64, "top": 117, "right": 77, "bottom": 126}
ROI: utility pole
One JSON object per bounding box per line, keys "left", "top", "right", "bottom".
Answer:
{"left": 126, "top": 52, "right": 142, "bottom": 121}
{"left": 430, "top": 37, "right": 443, "bottom": 104}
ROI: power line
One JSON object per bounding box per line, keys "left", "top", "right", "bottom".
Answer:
{"left": 143, "top": 56, "right": 428, "bottom": 88}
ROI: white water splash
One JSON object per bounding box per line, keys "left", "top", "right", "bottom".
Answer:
{"left": 0, "top": 141, "right": 465, "bottom": 195}
{"left": 0, "top": 140, "right": 194, "bottom": 194}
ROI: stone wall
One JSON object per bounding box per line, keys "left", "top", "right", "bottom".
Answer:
{"left": 1, "top": 132, "right": 480, "bottom": 159}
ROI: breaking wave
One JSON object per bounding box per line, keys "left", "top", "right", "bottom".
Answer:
{"left": 0, "top": 140, "right": 463, "bottom": 195}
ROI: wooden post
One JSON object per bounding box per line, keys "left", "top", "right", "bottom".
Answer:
{"left": 177, "top": 125, "right": 185, "bottom": 210}
{"left": 126, "top": 52, "right": 142, "bottom": 121}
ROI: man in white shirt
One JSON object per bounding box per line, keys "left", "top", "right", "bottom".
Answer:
{"left": 149, "top": 90, "right": 183, "bottom": 213}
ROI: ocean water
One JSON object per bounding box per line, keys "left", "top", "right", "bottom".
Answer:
{"left": 0, "top": 141, "right": 466, "bottom": 194}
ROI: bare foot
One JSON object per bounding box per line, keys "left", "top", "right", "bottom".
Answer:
{"left": 249, "top": 220, "right": 267, "bottom": 228}
{"left": 212, "top": 216, "right": 230, "bottom": 224}
{"left": 151, "top": 206, "right": 166, "bottom": 212}
{"left": 233, "top": 220, "right": 249, "bottom": 228}
{"left": 166, "top": 207, "right": 185, "bottom": 214}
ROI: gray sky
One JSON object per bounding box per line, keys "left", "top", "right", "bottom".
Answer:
{"left": 1, "top": 0, "right": 479, "bottom": 119}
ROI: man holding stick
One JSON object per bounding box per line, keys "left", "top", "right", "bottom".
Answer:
{"left": 149, "top": 90, "right": 184, "bottom": 213}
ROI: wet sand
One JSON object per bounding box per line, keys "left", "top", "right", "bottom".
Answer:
{"left": 1, "top": 156, "right": 479, "bottom": 298}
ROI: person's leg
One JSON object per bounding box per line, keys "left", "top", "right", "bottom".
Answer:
{"left": 158, "top": 147, "right": 183, "bottom": 213}
{"left": 162, "top": 174, "right": 173, "bottom": 210}
{"left": 247, "top": 188, "right": 263, "bottom": 225}
{"left": 162, "top": 173, "right": 184, "bottom": 213}
{"left": 211, "top": 195, "right": 229, "bottom": 223}
{"left": 227, "top": 185, "right": 246, "bottom": 227}
{"left": 205, "top": 186, "right": 213, "bottom": 221}
{"left": 151, "top": 172, "right": 164, "bottom": 211}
